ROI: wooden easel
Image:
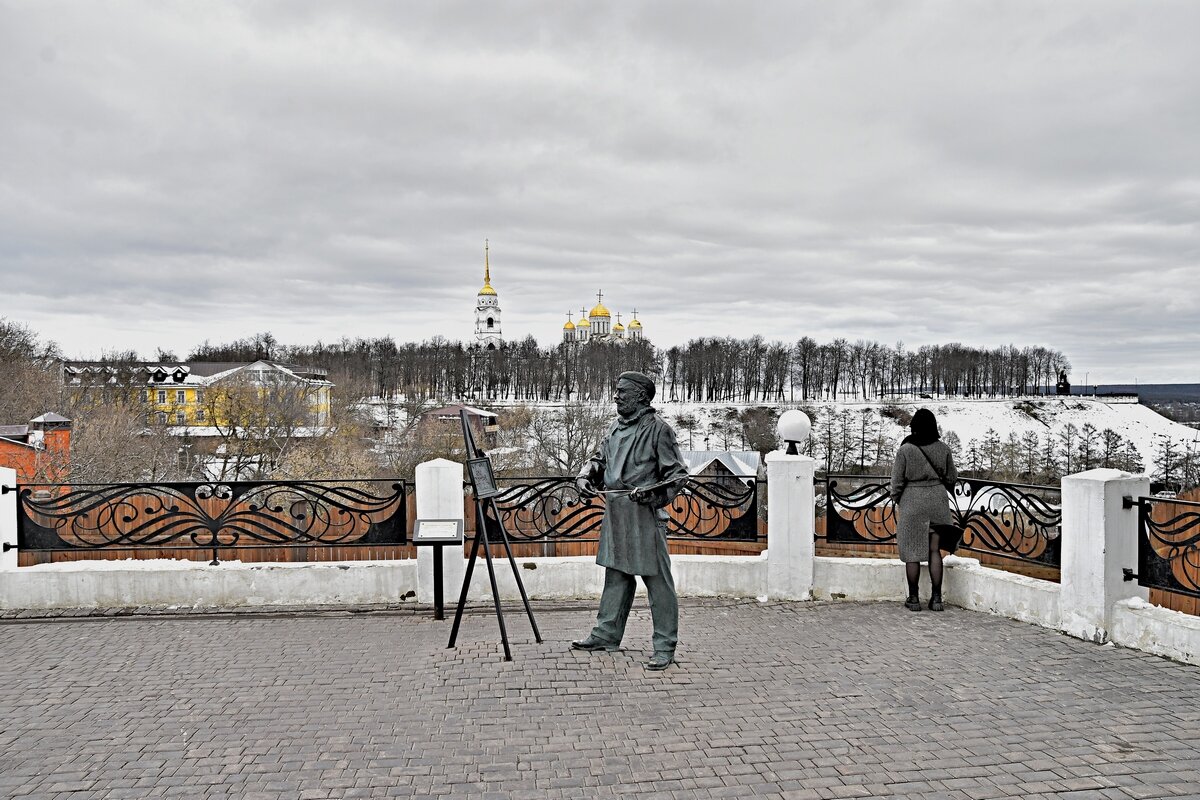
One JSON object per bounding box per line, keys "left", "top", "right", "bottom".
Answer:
{"left": 446, "top": 409, "right": 542, "bottom": 660}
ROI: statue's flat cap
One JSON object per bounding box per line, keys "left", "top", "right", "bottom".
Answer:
{"left": 617, "top": 371, "right": 655, "bottom": 400}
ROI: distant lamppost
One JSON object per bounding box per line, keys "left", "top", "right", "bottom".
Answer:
{"left": 776, "top": 410, "right": 812, "bottom": 455}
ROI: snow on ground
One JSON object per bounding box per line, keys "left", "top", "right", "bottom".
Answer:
{"left": 367, "top": 394, "right": 1200, "bottom": 469}
{"left": 651, "top": 396, "right": 1200, "bottom": 466}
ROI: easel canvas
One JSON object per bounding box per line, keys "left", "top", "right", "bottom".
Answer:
{"left": 446, "top": 409, "right": 542, "bottom": 660}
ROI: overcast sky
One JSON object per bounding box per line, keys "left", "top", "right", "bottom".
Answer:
{"left": 2, "top": 1, "right": 1198, "bottom": 384}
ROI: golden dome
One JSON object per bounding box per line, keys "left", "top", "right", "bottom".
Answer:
{"left": 563, "top": 319, "right": 575, "bottom": 330}
{"left": 589, "top": 303, "right": 611, "bottom": 318}
{"left": 628, "top": 318, "right": 642, "bottom": 329}
{"left": 577, "top": 316, "right": 590, "bottom": 327}
{"left": 613, "top": 322, "right": 625, "bottom": 332}
{"left": 479, "top": 282, "right": 496, "bottom": 296}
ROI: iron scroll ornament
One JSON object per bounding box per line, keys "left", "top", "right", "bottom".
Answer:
{"left": 1135, "top": 497, "right": 1200, "bottom": 598}
{"left": 824, "top": 476, "right": 1061, "bottom": 567}
{"left": 490, "top": 476, "right": 758, "bottom": 542}
{"left": 492, "top": 477, "right": 606, "bottom": 540}
{"left": 16, "top": 480, "right": 408, "bottom": 555}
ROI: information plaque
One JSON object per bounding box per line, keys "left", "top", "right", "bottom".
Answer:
{"left": 413, "top": 518, "right": 464, "bottom": 546}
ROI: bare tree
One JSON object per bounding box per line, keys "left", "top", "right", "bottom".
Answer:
{"left": 526, "top": 403, "right": 611, "bottom": 475}
{"left": 674, "top": 412, "right": 701, "bottom": 449}
{"left": 201, "top": 368, "right": 327, "bottom": 480}
{"left": 0, "top": 318, "right": 62, "bottom": 424}
{"left": 66, "top": 402, "right": 180, "bottom": 483}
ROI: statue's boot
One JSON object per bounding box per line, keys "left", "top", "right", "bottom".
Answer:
{"left": 644, "top": 651, "right": 674, "bottom": 671}
{"left": 571, "top": 635, "right": 620, "bottom": 652}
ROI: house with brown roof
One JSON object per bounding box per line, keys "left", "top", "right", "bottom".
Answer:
{"left": 0, "top": 413, "right": 71, "bottom": 483}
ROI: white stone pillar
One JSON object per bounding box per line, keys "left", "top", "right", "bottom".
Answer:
{"left": 0, "top": 467, "right": 17, "bottom": 571}
{"left": 766, "top": 452, "right": 816, "bottom": 600}
{"left": 1060, "top": 468, "right": 1149, "bottom": 643}
{"left": 415, "top": 458, "right": 466, "bottom": 606}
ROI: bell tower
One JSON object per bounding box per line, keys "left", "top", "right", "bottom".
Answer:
{"left": 474, "top": 240, "right": 503, "bottom": 350}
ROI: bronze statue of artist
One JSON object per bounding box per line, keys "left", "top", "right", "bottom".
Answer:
{"left": 571, "top": 371, "right": 689, "bottom": 670}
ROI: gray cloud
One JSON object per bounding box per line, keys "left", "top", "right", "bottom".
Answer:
{"left": 1, "top": 1, "right": 1198, "bottom": 382}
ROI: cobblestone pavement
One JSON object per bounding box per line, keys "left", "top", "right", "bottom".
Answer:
{"left": 2, "top": 599, "right": 1199, "bottom": 800}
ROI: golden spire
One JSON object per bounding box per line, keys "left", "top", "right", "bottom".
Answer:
{"left": 478, "top": 239, "right": 496, "bottom": 296}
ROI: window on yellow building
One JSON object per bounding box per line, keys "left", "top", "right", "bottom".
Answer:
{"left": 157, "top": 390, "right": 167, "bottom": 404}
{"left": 197, "top": 409, "right": 206, "bottom": 422}
{"left": 176, "top": 390, "right": 186, "bottom": 404}
{"left": 176, "top": 412, "right": 185, "bottom": 425}
{"left": 157, "top": 412, "right": 167, "bottom": 424}
{"left": 140, "top": 389, "right": 149, "bottom": 403}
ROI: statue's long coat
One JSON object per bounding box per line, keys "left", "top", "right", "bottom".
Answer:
{"left": 584, "top": 408, "right": 689, "bottom": 576}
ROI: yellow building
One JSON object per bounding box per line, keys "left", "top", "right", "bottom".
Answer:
{"left": 63, "top": 360, "right": 333, "bottom": 434}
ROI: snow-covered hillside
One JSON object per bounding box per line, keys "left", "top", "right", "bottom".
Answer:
{"left": 366, "top": 393, "right": 1200, "bottom": 478}
{"left": 651, "top": 396, "right": 1200, "bottom": 473}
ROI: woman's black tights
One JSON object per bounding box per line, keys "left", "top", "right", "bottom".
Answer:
{"left": 905, "top": 532, "right": 944, "bottom": 599}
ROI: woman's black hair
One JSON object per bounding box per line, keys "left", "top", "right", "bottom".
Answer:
{"left": 902, "top": 408, "right": 940, "bottom": 447}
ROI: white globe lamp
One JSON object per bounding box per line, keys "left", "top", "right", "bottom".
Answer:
{"left": 777, "top": 410, "right": 812, "bottom": 455}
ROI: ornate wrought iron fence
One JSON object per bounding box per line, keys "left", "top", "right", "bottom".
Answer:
{"left": 491, "top": 475, "right": 760, "bottom": 542}
{"left": 823, "top": 474, "right": 1062, "bottom": 570}
{"left": 15, "top": 479, "right": 409, "bottom": 564}
{"left": 1128, "top": 495, "right": 1200, "bottom": 599}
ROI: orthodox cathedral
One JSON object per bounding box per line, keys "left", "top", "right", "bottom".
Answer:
{"left": 473, "top": 242, "right": 645, "bottom": 349}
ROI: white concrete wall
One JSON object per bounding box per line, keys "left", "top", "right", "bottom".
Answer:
{"left": 943, "top": 557, "right": 1062, "bottom": 629}
{"left": 813, "top": 557, "right": 907, "bottom": 601}
{"left": 813, "top": 555, "right": 1062, "bottom": 630}
{"left": 1111, "top": 598, "right": 1200, "bottom": 667}
{"left": 0, "top": 554, "right": 762, "bottom": 609}
{"left": 456, "top": 553, "right": 765, "bottom": 601}
{"left": 0, "top": 559, "right": 419, "bottom": 610}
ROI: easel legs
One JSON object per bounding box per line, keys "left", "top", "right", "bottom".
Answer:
{"left": 494, "top": 500, "right": 542, "bottom": 644}
{"left": 447, "top": 499, "right": 541, "bottom": 660}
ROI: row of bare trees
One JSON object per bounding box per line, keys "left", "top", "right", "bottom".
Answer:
{"left": 190, "top": 334, "right": 659, "bottom": 403}
{"left": 187, "top": 331, "right": 1070, "bottom": 406}
{"left": 1155, "top": 437, "right": 1200, "bottom": 491}
{"left": 663, "top": 337, "right": 1072, "bottom": 403}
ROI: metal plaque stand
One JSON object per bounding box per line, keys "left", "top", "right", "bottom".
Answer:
{"left": 447, "top": 409, "right": 542, "bottom": 660}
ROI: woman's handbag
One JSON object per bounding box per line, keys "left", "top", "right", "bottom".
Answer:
{"left": 916, "top": 445, "right": 964, "bottom": 554}
{"left": 932, "top": 522, "right": 964, "bottom": 554}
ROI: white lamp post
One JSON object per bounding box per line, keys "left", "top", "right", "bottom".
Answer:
{"left": 776, "top": 409, "right": 812, "bottom": 455}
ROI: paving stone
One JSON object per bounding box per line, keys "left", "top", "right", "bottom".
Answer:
{"left": 1, "top": 599, "right": 1198, "bottom": 797}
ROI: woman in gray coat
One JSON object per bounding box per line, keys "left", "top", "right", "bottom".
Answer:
{"left": 889, "top": 408, "right": 958, "bottom": 611}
